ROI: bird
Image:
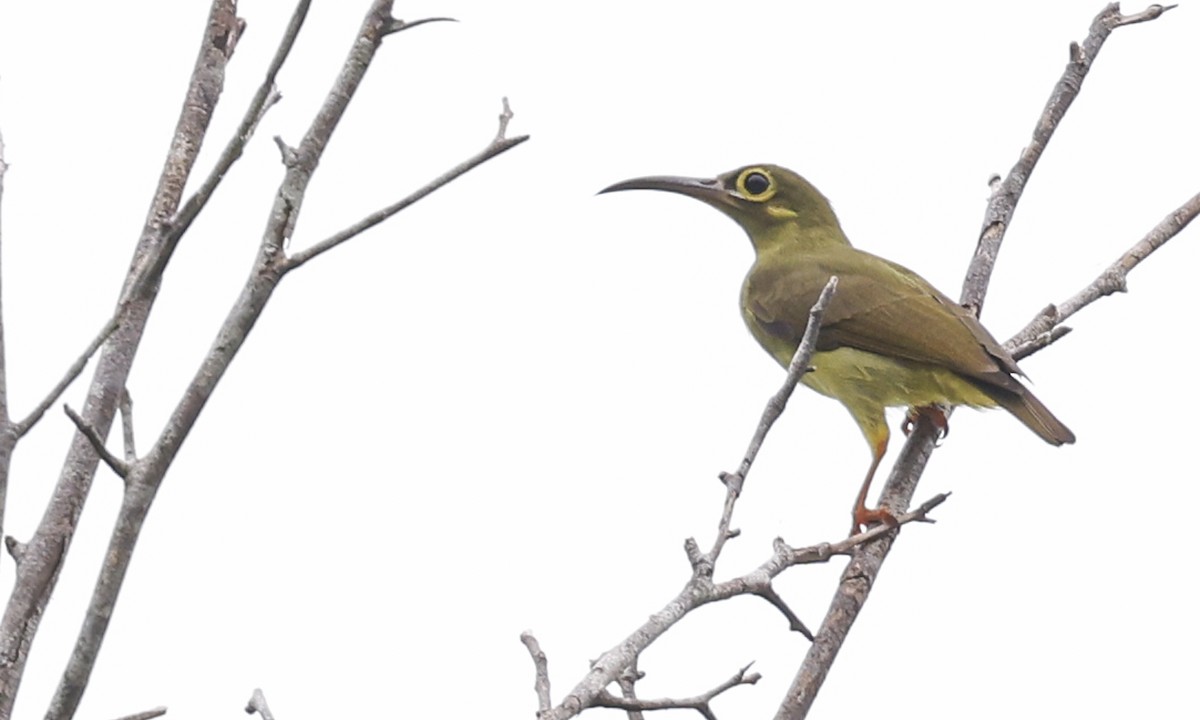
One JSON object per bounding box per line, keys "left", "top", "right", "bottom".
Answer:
{"left": 600, "top": 163, "right": 1074, "bottom": 535}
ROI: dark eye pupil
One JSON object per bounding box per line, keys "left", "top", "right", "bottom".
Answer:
{"left": 745, "top": 172, "right": 770, "bottom": 195}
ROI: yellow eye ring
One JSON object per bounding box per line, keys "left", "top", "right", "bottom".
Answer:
{"left": 736, "top": 167, "right": 776, "bottom": 202}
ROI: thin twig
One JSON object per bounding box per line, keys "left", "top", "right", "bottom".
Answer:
{"left": 520, "top": 631, "right": 552, "bottom": 714}
{"left": 41, "top": 4, "right": 529, "bottom": 719}
{"left": 961, "top": 2, "right": 1176, "bottom": 315}
{"left": 708, "top": 495, "right": 949, "bottom": 600}
{"left": 382, "top": 16, "right": 456, "bottom": 36}
{"left": 496, "top": 96, "right": 515, "bottom": 143}
{"left": 1007, "top": 187, "right": 1200, "bottom": 357}
{"left": 63, "top": 406, "right": 130, "bottom": 479}
{"left": 1011, "top": 325, "right": 1072, "bottom": 362}
{"left": 14, "top": 316, "right": 120, "bottom": 438}
{"left": 700, "top": 276, "right": 839, "bottom": 572}
{"left": 245, "top": 689, "right": 275, "bottom": 720}
{"left": 593, "top": 664, "right": 760, "bottom": 720}
{"left": 108, "top": 707, "right": 167, "bottom": 720}
{"left": 128, "top": 0, "right": 311, "bottom": 304}
{"left": 169, "top": 0, "right": 307, "bottom": 235}
{"left": 283, "top": 99, "right": 530, "bottom": 271}
{"left": 531, "top": 280, "right": 844, "bottom": 719}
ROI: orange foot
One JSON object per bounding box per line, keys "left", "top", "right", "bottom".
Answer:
{"left": 850, "top": 504, "right": 899, "bottom": 537}
{"left": 902, "top": 405, "right": 950, "bottom": 443}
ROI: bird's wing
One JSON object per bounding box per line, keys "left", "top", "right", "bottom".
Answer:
{"left": 745, "top": 248, "right": 1024, "bottom": 391}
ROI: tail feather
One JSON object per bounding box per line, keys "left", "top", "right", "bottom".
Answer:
{"left": 994, "top": 387, "right": 1075, "bottom": 446}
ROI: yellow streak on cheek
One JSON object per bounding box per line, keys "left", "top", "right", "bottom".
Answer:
{"left": 766, "top": 205, "right": 798, "bottom": 219}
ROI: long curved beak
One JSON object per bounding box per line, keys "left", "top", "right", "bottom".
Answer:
{"left": 599, "top": 175, "right": 738, "bottom": 210}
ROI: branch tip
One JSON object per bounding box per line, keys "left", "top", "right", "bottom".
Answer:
{"left": 496, "top": 96, "right": 516, "bottom": 143}
{"left": 753, "top": 584, "right": 814, "bottom": 640}
{"left": 592, "top": 662, "right": 760, "bottom": 716}
{"left": 520, "top": 631, "right": 553, "bottom": 713}
{"left": 1115, "top": 3, "right": 1177, "bottom": 26}
{"left": 245, "top": 689, "right": 274, "bottom": 720}
{"left": 5, "top": 536, "right": 24, "bottom": 563}
{"left": 273, "top": 136, "right": 297, "bottom": 166}
{"left": 383, "top": 16, "right": 457, "bottom": 36}
{"left": 108, "top": 707, "right": 168, "bottom": 720}
{"left": 283, "top": 100, "right": 530, "bottom": 272}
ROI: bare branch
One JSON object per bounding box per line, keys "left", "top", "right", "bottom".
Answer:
{"left": 14, "top": 317, "right": 120, "bottom": 439}
{"left": 62, "top": 406, "right": 129, "bottom": 480}
{"left": 721, "top": 276, "right": 838, "bottom": 491}
{"left": 776, "top": 6, "right": 1176, "bottom": 719}
{"left": 382, "top": 16, "right": 456, "bottom": 36}
{"left": 1113, "top": 3, "right": 1177, "bottom": 26}
{"left": 108, "top": 707, "right": 168, "bottom": 720}
{"left": 245, "top": 689, "right": 275, "bottom": 720}
{"left": 283, "top": 99, "right": 530, "bottom": 271}
{"left": 520, "top": 631, "right": 552, "bottom": 714}
{"left": 960, "top": 2, "right": 1175, "bottom": 315}
{"left": 40, "top": 4, "right": 530, "bottom": 718}
{"left": 534, "top": 280, "right": 843, "bottom": 719}
{"left": 708, "top": 495, "right": 949, "bottom": 598}
{"left": 593, "top": 664, "right": 760, "bottom": 720}
{"left": 167, "top": 0, "right": 307, "bottom": 235}
{"left": 616, "top": 659, "right": 646, "bottom": 720}
{"left": 119, "top": 389, "right": 137, "bottom": 462}
{"left": 1007, "top": 188, "right": 1200, "bottom": 357}
{"left": 700, "top": 277, "right": 838, "bottom": 573}
{"left": 496, "top": 96, "right": 515, "bottom": 143}
{"left": 0, "top": 3, "right": 240, "bottom": 712}
{"left": 1010, "top": 323, "right": 1073, "bottom": 361}
{"left": 751, "top": 583, "right": 811, "bottom": 638}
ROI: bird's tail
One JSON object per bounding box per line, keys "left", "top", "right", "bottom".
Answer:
{"left": 994, "top": 387, "right": 1075, "bottom": 446}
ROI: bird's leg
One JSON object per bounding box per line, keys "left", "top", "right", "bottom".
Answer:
{"left": 850, "top": 439, "right": 898, "bottom": 536}
{"left": 902, "top": 404, "right": 950, "bottom": 443}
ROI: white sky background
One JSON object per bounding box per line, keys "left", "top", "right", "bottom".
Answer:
{"left": 0, "top": 1, "right": 1196, "bottom": 718}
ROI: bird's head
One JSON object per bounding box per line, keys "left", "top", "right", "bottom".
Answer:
{"left": 600, "top": 164, "right": 848, "bottom": 249}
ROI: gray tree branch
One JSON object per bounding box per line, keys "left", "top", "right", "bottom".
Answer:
{"left": 0, "top": 3, "right": 240, "bottom": 714}
{"left": 107, "top": 706, "right": 167, "bottom": 720}
{"left": 523, "top": 279, "right": 841, "bottom": 720}
{"left": 41, "top": 2, "right": 527, "bottom": 718}
{"left": 773, "top": 5, "right": 1184, "bottom": 719}
{"left": 62, "top": 405, "right": 130, "bottom": 480}
{"left": 1007, "top": 187, "right": 1200, "bottom": 359}
{"left": 244, "top": 689, "right": 275, "bottom": 720}
{"left": 960, "top": 1, "right": 1177, "bottom": 315}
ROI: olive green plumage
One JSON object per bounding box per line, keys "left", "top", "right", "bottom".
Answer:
{"left": 601, "top": 163, "right": 1073, "bottom": 533}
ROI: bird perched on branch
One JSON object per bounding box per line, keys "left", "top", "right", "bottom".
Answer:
{"left": 601, "top": 164, "right": 1074, "bottom": 535}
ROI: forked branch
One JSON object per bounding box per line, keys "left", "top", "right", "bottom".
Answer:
{"left": 36, "top": 2, "right": 529, "bottom": 719}
{"left": 775, "top": 6, "right": 1188, "bottom": 720}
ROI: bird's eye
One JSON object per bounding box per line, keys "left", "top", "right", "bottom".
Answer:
{"left": 745, "top": 173, "right": 770, "bottom": 195}
{"left": 737, "top": 169, "right": 774, "bottom": 200}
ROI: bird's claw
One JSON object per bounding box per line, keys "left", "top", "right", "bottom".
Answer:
{"left": 850, "top": 506, "right": 899, "bottom": 537}
{"left": 902, "top": 405, "right": 949, "bottom": 445}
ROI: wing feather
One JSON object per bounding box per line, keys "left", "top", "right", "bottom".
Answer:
{"left": 745, "top": 248, "right": 1023, "bottom": 392}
